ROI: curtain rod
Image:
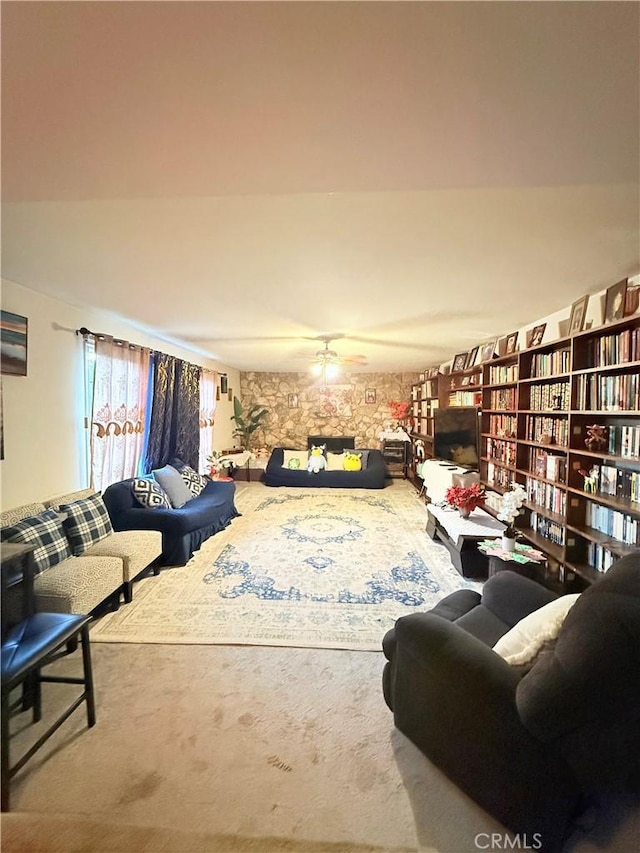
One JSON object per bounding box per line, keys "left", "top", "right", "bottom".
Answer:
{"left": 75, "top": 326, "right": 212, "bottom": 369}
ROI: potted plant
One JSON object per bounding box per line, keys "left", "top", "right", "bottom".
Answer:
{"left": 497, "top": 482, "right": 527, "bottom": 551}
{"left": 230, "top": 395, "right": 269, "bottom": 451}
{"left": 445, "top": 483, "right": 486, "bottom": 518}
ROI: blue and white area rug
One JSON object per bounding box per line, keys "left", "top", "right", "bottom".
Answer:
{"left": 92, "top": 483, "right": 481, "bottom": 650}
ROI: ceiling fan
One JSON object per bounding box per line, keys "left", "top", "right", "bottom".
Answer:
{"left": 309, "top": 336, "right": 367, "bottom": 381}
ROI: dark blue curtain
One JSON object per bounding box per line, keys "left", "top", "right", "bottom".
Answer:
{"left": 143, "top": 353, "right": 200, "bottom": 472}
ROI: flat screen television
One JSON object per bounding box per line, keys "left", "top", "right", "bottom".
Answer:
{"left": 433, "top": 407, "right": 480, "bottom": 468}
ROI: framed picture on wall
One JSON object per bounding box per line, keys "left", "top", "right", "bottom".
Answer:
{"left": 1, "top": 310, "right": 28, "bottom": 376}
{"left": 365, "top": 388, "right": 376, "bottom": 404}
{"left": 288, "top": 393, "right": 299, "bottom": 408}
{"left": 220, "top": 374, "right": 228, "bottom": 394}
{"left": 505, "top": 332, "right": 518, "bottom": 354}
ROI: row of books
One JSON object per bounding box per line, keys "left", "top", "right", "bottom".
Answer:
{"left": 449, "top": 391, "right": 481, "bottom": 407}
{"left": 524, "top": 415, "right": 569, "bottom": 447}
{"left": 530, "top": 512, "right": 565, "bottom": 546}
{"left": 530, "top": 348, "right": 570, "bottom": 378}
{"left": 486, "top": 462, "right": 512, "bottom": 490}
{"left": 607, "top": 424, "right": 640, "bottom": 458}
{"left": 588, "top": 327, "right": 640, "bottom": 368}
{"left": 416, "top": 418, "right": 433, "bottom": 437}
{"left": 412, "top": 400, "right": 438, "bottom": 418}
{"left": 412, "top": 380, "right": 439, "bottom": 401}
{"left": 525, "top": 477, "right": 567, "bottom": 516}
{"left": 583, "top": 464, "right": 640, "bottom": 503}
{"left": 487, "top": 388, "right": 517, "bottom": 411}
{"left": 527, "top": 381, "right": 570, "bottom": 412}
{"left": 486, "top": 438, "right": 516, "bottom": 466}
{"left": 586, "top": 543, "right": 616, "bottom": 573}
{"left": 487, "top": 364, "right": 519, "bottom": 384}
{"left": 487, "top": 413, "right": 518, "bottom": 438}
{"left": 574, "top": 372, "right": 639, "bottom": 412}
{"left": 585, "top": 502, "right": 639, "bottom": 546}
{"left": 527, "top": 449, "right": 567, "bottom": 483}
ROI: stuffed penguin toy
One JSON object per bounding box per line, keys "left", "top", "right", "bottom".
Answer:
{"left": 307, "top": 445, "right": 327, "bottom": 473}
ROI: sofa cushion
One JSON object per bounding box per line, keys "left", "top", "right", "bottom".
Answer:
{"left": 34, "top": 555, "right": 124, "bottom": 615}
{"left": 2, "top": 508, "right": 72, "bottom": 575}
{"left": 326, "top": 452, "right": 344, "bottom": 471}
{"left": 180, "top": 465, "right": 208, "bottom": 498}
{"left": 153, "top": 465, "right": 194, "bottom": 508}
{"left": 45, "top": 488, "right": 96, "bottom": 510}
{"left": 58, "top": 493, "right": 114, "bottom": 556}
{"left": 132, "top": 477, "right": 172, "bottom": 509}
{"left": 0, "top": 502, "right": 47, "bottom": 528}
{"left": 82, "top": 530, "right": 162, "bottom": 582}
{"left": 352, "top": 449, "right": 370, "bottom": 468}
{"left": 493, "top": 594, "right": 580, "bottom": 671}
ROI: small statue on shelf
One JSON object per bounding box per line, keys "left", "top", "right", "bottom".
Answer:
{"left": 578, "top": 466, "right": 600, "bottom": 494}
{"left": 584, "top": 424, "right": 608, "bottom": 453}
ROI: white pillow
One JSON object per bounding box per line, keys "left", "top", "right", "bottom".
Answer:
{"left": 282, "top": 450, "right": 308, "bottom": 470}
{"left": 493, "top": 594, "right": 580, "bottom": 669}
{"left": 326, "top": 452, "right": 344, "bottom": 471}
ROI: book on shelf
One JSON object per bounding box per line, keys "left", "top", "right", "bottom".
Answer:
{"left": 528, "top": 381, "right": 570, "bottom": 411}
{"left": 530, "top": 511, "right": 565, "bottom": 546}
{"left": 525, "top": 415, "right": 568, "bottom": 446}
{"left": 607, "top": 424, "right": 640, "bottom": 458}
{"left": 575, "top": 373, "right": 639, "bottom": 412}
{"left": 586, "top": 542, "right": 616, "bottom": 573}
{"left": 531, "top": 349, "right": 570, "bottom": 377}
{"left": 585, "top": 501, "right": 639, "bottom": 546}
{"left": 525, "top": 477, "right": 567, "bottom": 515}
{"left": 590, "top": 327, "right": 640, "bottom": 368}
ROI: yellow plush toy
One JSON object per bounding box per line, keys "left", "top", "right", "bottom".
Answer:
{"left": 343, "top": 451, "right": 362, "bottom": 471}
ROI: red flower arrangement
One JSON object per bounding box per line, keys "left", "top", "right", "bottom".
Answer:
{"left": 389, "top": 400, "right": 410, "bottom": 420}
{"left": 445, "top": 483, "right": 486, "bottom": 513}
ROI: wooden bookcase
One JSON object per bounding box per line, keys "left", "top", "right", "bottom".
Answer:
{"left": 479, "top": 315, "right": 640, "bottom": 587}
{"left": 409, "top": 372, "right": 441, "bottom": 482}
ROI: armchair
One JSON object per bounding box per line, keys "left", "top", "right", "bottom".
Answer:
{"left": 382, "top": 554, "right": 640, "bottom": 853}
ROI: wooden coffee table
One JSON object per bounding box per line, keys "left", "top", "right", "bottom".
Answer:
{"left": 426, "top": 505, "right": 504, "bottom": 579}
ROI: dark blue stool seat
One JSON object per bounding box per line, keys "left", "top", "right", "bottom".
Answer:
{"left": 1, "top": 611, "right": 96, "bottom": 811}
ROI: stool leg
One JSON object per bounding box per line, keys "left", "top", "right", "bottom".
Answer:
{"left": 80, "top": 625, "right": 96, "bottom": 728}
{"left": 1, "top": 687, "right": 10, "bottom": 811}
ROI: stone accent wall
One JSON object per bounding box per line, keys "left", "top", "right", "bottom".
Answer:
{"left": 239, "top": 371, "right": 419, "bottom": 450}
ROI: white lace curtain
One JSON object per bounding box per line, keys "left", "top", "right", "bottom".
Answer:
{"left": 89, "top": 336, "right": 151, "bottom": 491}
{"left": 199, "top": 368, "right": 218, "bottom": 473}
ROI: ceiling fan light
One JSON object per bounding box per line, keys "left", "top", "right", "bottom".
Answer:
{"left": 325, "top": 362, "right": 340, "bottom": 379}
{"left": 311, "top": 363, "right": 322, "bottom": 376}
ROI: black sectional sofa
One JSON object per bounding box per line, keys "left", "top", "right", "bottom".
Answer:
{"left": 103, "top": 476, "right": 239, "bottom": 566}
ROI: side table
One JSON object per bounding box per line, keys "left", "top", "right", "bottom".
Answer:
{"left": 477, "top": 539, "right": 546, "bottom": 581}
{"left": 426, "top": 505, "right": 504, "bottom": 579}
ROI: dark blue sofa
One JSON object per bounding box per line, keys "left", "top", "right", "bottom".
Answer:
{"left": 102, "top": 477, "right": 239, "bottom": 566}
{"left": 263, "top": 447, "right": 387, "bottom": 488}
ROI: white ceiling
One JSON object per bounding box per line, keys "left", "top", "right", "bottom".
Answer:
{"left": 2, "top": 1, "right": 639, "bottom": 372}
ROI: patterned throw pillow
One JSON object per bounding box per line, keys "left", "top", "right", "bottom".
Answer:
{"left": 2, "top": 508, "right": 72, "bottom": 574}
{"left": 58, "top": 493, "right": 114, "bottom": 557}
{"left": 132, "top": 477, "right": 171, "bottom": 510}
{"left": 180, "top": 465, "right": 208, "bottom": 498}
{"left": 282, "top": 450, "right": 308, "bottom": 470}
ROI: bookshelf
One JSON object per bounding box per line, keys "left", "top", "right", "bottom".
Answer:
{"left": 409, "top": 371, "right": 441, "bottom": 483}
{"left": 478, "top": 315, "right": 640, "bottom": 587}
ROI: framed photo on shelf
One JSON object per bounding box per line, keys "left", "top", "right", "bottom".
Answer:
{"left": 479, "top": 340, "right": 496, "bottom": 362}
{"left": 365, "top": 388, "right": 376, "bottom": 404}
{"left": 452, "top": 352, "right": 468, "bottom": 373}
{"left": 624, "top": 284, "right": 639, "bottom": 317}
{"left": 461, "top": 376, "right": 471, "bottom": 386}
{"left": 465, "top": 346, "right": 479, "bottom": 369}
{"left": 428, "top": 366, "right": 439, "bottom": 378}
{"left": 529, "top": 324, "right": 546, "bottom": 347}
{"left": 505, "top": 332, "right": 518, "bottom": 354}
{"left": 603, "top": 279, "right": 627, "bottom": 324}
{"left": 568, "top": 295, "right": 589, "bottom": 334}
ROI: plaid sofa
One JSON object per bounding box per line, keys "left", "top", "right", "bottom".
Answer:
{"left": 1, "top": 489, "right": 162, "bottom": 616}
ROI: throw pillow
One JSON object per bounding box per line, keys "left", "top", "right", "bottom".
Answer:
{"left": 132, "top": 477, "right": 172, "bottom": 510}
{"left": 58, "top": 493, "right": 114, "bottom": 557}
{"left": 353, "top": 449, "right": 370, "bottom": 469}
{"left": 493, "top": 594, "right": 581, "bottom": 671}
{"left": 152, "top": 464, "right": 194, "bottom": 508}
{"left": 180, "top": 465, "right": 208, "bottom": 498}
{"left": 326, "top": 452, "right": 344, "bottom": 471}
{"left": 2, "top": 508, "right": 72, "bottom": 575}
{"left": 282, "top": 450, "right": 308, "bottom": 470}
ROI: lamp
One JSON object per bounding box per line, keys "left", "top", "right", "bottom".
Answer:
{"left": 310, "top": 341, "right": 342, "bottom": 386}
